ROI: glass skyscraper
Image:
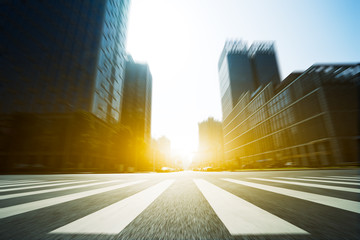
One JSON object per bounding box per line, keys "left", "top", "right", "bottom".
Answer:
{"left": 121, "top": 57, "right": 152, "bottom": 144}
{"left": 0, "top": 0, "right": 130, "bottom": 123}
{"left": 120, "top": 57, "right": 152, "bottom": 170}
{"left": 218, "top": 41, "right": 280, "bottom": 119}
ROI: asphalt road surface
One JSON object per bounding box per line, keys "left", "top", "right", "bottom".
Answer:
{"left": 0, "top": 169, "right": 359, "bottom": 240}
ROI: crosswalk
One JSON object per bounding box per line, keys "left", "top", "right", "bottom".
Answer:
{"left": 0, "top": 174, "right": 359, "bottom": 238}
{"left": 51, "top": 180, "right": 174, "bottom": 234}
{"left": 0, "top": 179, "right": 146, "bottom": 219}
{"left": 194, "top": 179, "right": 308, "bottom": 235}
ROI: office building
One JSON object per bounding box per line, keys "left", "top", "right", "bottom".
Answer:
{"left": 121, "top": 58, "right": 152, "bottom": 170}
{"left": 0, "top": 0, "right": 131, "bottom": 171}
{"left": 193, "top": 117, "right": 224, "bottom": 169}
{"left": 0, "top": 0, "right": 130, "bottom": 123}
{"left": 218, "top": 41, "right": 280, "bottom": 119}
{"left": 121, "top": 58, "right": 152, "bottom": 143}
{"left": 220, "top": 63, "right": 359, "bottom": 169}
{"left": 152, "top": 136, "right": 172, "bottom": 170}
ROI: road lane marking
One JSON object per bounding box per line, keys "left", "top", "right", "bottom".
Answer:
{"left": 194, "top": 179, "right": 308, "bottom": 235}
{"left": 0, "top": 180, "right": 93, "bottom": 193}
{"left": 0, "top": 180, "right": 43, "bottom": 186}
{"left": 260, "top": 178, "right": 360, "bottom": 193}
{"left": 0, "top": 180, "right": 73, "bottom": 189}
{"left": 278, "top": 177, "right": 360, "bottom": 185}
{"left": 328, "top": 176, "right": 360, "bottom": 180}
{"left": 0, "top": 180, "right": 146, "bottom": 219}
{"left": 305, "top": 176, "right": 360, "bottom": 182}
{"left": 50, "top": 179, "right": 174, "bottom": 234}
{"left": 223, "top": 178, "right": 360, "bottom": 214}
{"left": 0, "top": 180, "right": 124, "bottom": 200}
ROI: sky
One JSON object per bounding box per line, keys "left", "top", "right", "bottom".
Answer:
{"left": 125, "top": 0, "right": 360, "bottom": 160}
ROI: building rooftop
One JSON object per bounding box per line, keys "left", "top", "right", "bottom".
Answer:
{"left": 218, "top": 40, "right": 277, "bottom": 69}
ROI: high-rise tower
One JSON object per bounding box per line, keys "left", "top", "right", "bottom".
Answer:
{"left": 120, "top": 57, "right": 152, "bottom": 170}
{"left": 218, "top": 40, "right": 280, "bottom": 119}
{"left": 121, "top": 58, "right": 152, "bottom": 144}
{"left": 0, "top": 0, "right": 131, "bottom": 123}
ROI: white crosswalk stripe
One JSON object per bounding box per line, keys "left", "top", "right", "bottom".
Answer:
{"left": 0, "top": 180, "right": 73, "bottom": 189}
{"left": 194, "top": 179, "right": 308, "bottom": 235}
{"left": 0, "top": 180, "right": 146, "bottom": 219}
{"left": 0, "top": 179, "right": 124, "bottom": 200}
{"left": 328, "top": 176, "right": 360, "bottom": 179}
{"left": 255, "top": 177, "right": 360, "bottom": 193}
{"left": 51, "top": 180, "right": 174, "bottom": 234}
{"left": 0, "top": 180, "right": 94, "bottom": 193}
{"left": 277, "top": 177, "right": 360, "bottom": 186}
{"left": 0, "top": 180, "right": 43, "bottom": 186}
{"left": 223, "top": 178, "right": 360, "bottom": 214}
{"left": 302, "top": 176, "right": 360, "bottom": 182}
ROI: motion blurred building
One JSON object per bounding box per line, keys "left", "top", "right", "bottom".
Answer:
{"left": 121, "top": 57, "right": 152, "bottom": 145}
{"left": 151, "top": 136, "right": 172, "bottom": 170}
{"left": 219, "top": 58, "right": 359, "bottom": 167}
{"left": 218, "top": 41, "right": 281, "bottom": 119}
{"left": 0, "top": 0, "right": 130, "bottom": 123}
{"left": 121, "top": 57, "right": 152, "bottom": 170}
{"left": 193, "top": 117, "right": 224, "bottom": 169}
{"left": 0, "top": 0, "right": 132, "bottom": 172}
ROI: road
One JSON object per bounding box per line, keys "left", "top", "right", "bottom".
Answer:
{"left": 0, "top": 169, "right": 359, "bottom": 240}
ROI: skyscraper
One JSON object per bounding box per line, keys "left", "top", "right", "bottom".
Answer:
{"left": 0, "top": 0, "right": 131, "bottom": 172}
{"left": 120, "top": 57, "right": 152, "bottom": 170}
{"left": 218, "top": 40, "right": 280, "bottom": 119}
{"left": 121, "top": 58, "right": 152, "bottom": 144}
{"left": 196, "top": 117, "right": 224, "bottom": 169}
{"left": 0, "top": 0, "right": 131, "bottom": 123}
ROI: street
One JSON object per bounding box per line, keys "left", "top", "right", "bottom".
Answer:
{"left": 0, "top": 169, "right": 359, "bottom": 240}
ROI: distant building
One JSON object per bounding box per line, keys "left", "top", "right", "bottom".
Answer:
{"left": 157, "top": 136, "right": 171, "bottom": 161}
{"left": 221, "top": 63, "right": 359, "bottom": 168}
{"left": 0, "top": 0, "right": 130, "bottom": 123}
{"left": 218, "top": 41, "right": 280, "bottom": 119}
{"left": 121, "top": 58, "right": 152, "bottom": 170}
{"left": 194, "top": 117, "right": 224, "bottom": 169}
{"left": 151, "top": 136, "right": 172, "bottom": 170}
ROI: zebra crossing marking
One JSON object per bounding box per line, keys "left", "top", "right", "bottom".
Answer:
{"left": 0, "top": 179, "right": 125, "bottom": 200}
{"left": 0, "top": 180, "right": 43, "bottom": 186}
{"left": 286, "top": 177, "right": 360, "bottom": 186}
{"left": 254, "top": 177, "right": 360, "bottom": 193}
{"left": 51, "top": 179, "right": 174, "bottom": 234}
{"left": 0, "top": 180, "right": 146, "bottom": 219}
{"left": 0, "top": 180, "right": 95, "bottom": 193}
{"left": 0, "top": 180, "right": 75, "bottom": 190}
{"left": 194, "top": 179, "right": 308, "bottom": 235}
{"left": 222, "top": 178, "right": 360, "bottom": 214}
{"left": 302, "top": 176, "right": 360, "bottom": 182}
{"left": 328, "top": 176, "right": 360, "bottom": 179}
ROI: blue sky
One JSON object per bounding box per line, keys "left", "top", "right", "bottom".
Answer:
{"left": 126, "top": 0, "right": 360, "bottom": 158}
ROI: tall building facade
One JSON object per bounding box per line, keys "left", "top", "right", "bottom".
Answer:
{"left": 220, "top": 63, "right": 359, "bottom": 169}
{"left": 0, "top": 0, "right": 130, "bottom": 123}
{"left": 121, "top": 58, "right": 152, "bottom": 144}
{"left": 120, "top": 58, "right": 152, "bottom": 170}
{"left": 218, "top": 41, "right": 280, "bottom": 119}
{"left": 152, "top": 136, "right": 172, "bottom": 170}
{"left": 0, "top": 0, "right": 132, "bottom": 172}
